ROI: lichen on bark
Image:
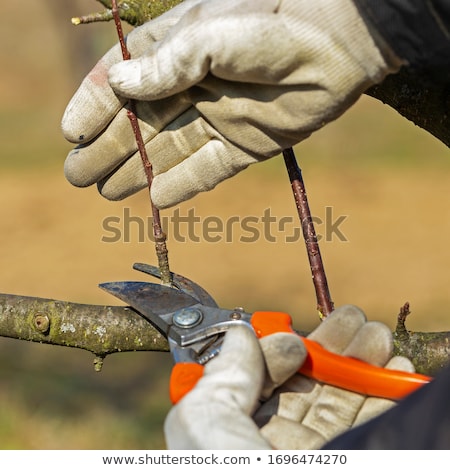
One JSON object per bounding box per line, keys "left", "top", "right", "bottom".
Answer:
{"left": 393, "top": 303, "right": 450, "bottom": 375}
{"left": 1, "top": 292, "right": 449, "bottom": 376}
{"left": 0, "top": 293, "right": 169, "bottom": 370}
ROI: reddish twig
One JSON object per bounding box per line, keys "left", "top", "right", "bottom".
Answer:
{"left": 283, "top": 147, "right": 334, "bottom": 318}
{"left": 111, "top": 0, "right": 172, "bottom": 286}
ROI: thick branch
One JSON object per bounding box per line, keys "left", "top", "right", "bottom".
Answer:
{"left": 0, "top": 293, "right": 169, "bottom": 362}
{"left": 393, "top": 302, "right": 450, "bottom": 375}
{"left": 366, "top": 66, "right": 450, "bottom": 147}
{"left": 1, "top": 293, "right": 449, "bottom": 376}
{"left": 394, "top": 329, "right": 450, "bottom": 376}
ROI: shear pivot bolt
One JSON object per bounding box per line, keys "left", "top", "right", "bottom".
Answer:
{"left": 173, "top": 308, "right": 203, "bottom": 328}
{"left": 231, "top": 307, "right": 244, "bottom": 320}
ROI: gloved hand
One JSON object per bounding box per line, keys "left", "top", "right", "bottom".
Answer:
{"left": 164, "top": 305, "right": 415, "bottom": 449}
{"left": 62, "top": 0, "right": 404, "bottom": 209}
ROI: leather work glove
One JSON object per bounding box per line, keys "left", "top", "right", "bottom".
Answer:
{"left": 164, "top": 305, "right": 415, "bottom": 449}
{"left": 62, "top": 0, "right": 403, "bottom": 209}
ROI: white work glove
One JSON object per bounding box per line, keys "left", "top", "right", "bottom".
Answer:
{"left": 62, "top": 0, "right": 403, "bottom": 209}
{"left": 164, "top": 305, "right": 415, "bottom": 449}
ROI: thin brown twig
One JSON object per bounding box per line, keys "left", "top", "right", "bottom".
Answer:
{"left": 283, "top": 147, "right": 334, "bottom": 318}
{"left": 111, "top": 0, "right": 172, "bottom": 286}
{"left": 110, "top": 2, "right": 327, "bottom": 312}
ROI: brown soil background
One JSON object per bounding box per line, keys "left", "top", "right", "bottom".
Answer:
{"left": 0, "top": 1, "right": 448, "bottom": 449}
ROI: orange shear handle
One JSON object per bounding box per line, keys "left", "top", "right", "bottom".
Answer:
{"left": 169, "top": 311, "right": 432, "bottom": 405}
{"left": 170, "top": 363, "right": 204, "bottom": 404}
{"left": 251, "top": 311, "right": 431, "bottom": 400}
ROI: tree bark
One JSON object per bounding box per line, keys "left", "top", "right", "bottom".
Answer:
{"left": 393, "top": 303, "right": 450, "bottom": 376}
{"left": 366, "top": 66, "right": 450, "bottom": 148}
{"left": 394, "top": 329, "right": 450, "bottom": 376}
{"left": 1, "top": 292, "right": 448, "bottom": 376}
{"left": 0, "top": 293, "right": 168, "bottom": 370}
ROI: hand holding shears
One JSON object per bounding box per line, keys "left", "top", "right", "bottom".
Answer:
{"left": 100, "top": 263, "right": 431, "bottom": 449}
{"left": 101, "top": 263, "right": 430, "bottom": 404}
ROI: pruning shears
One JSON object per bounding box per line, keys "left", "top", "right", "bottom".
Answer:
{"left": 101, "top": 263, "right": 431, "bottom": 404}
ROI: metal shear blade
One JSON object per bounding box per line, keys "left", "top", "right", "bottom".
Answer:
{"left": 99, "top": 281, "right": 198, "bottom": 338}
{"left": 133, "top": 263, "right": 218, "bottom": 308}
{"left": 100, "top": 277, "right": 432, "bottom": 404}
{"left": 100, "top": 281, "right": 252, "bottom": 347}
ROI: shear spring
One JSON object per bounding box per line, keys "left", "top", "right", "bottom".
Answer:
{"left": 198, "top": 346, "right": 222, "bottom": 365}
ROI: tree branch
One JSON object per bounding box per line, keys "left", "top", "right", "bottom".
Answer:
{"left": 0, "top": 293, "right": 169, "bottom": 370}
{"left": 393, "top": 302, "right": 450, "bottom": 375}
{"left": 366, "top": 66, "right": 450, "bottom": 147}
{"left": 1, "top": 292, "right": 449, "bottom": 375}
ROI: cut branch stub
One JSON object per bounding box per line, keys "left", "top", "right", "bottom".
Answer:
{"left": 393, "top": 303, "right": 450, "bottom": 375}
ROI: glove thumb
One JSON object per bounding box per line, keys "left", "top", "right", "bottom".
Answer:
{"left": 260, "top": 332, "right": 307, "bottom": 399}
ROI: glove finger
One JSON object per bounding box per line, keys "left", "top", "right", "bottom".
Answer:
{"left": 310, "top": 306, "right": 394, "bottom": 367}
{"left": 257, "top": 356, "right": 416, "bottom": 449}
{"left": 151, "top": 139, "right": 258, "bottom": 209}
{"left": 255, "top": 333, "right": 395, "bottom": 436}
{"left": 299, "top": 317, "right": 403, "bottom": 442}
{"left": 254, "top": 373, "right": 322, "bottom": 428}
{"left": 62, "top": 0, "right": 201, "bottom": 144}
{"left": 259, "top": 333, "right": 307, "bottom": 399}
{"left": 164, "top": 325, "right": 270, "bottom": 449}
{"left": 260, "top": 415, "right": 325, "bottom": 450}
{"left": 64, "top": 106, "right": 136, "bottom": 188}
{"left": 308, "top": 305, "right": 367, "bottom": 353}
{"left": 255, "top": 307, "right": 368, "bottom": 430}
{"left": 257, "top": 375, "right": 373, "bottom": 449}
{"left": 263, "top": 308, "right": 393, "bottom": 444}
{"left": 64, "top": 97, "right": 192, "bottom": 189}
{"left": 384, "top": 354, "right": 415, "bottom": 373}
{"left": 108, "top": 0, "right": 281, "bottom": 100}
{"left": 343, "top": 321, "right": 394, "bottom": 367}
{"left": 300, "top": 384, "right": 368, "bottom": 444}
{"left": 62, "top": 41, "right": 125, "bottom": 144}
{"left": 91, "top": 109, "right": 258, "bottom": 205}
{"left": 354, "top": 355, "right": 416, "bottom": 426}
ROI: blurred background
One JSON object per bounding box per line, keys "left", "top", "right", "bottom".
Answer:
{"left": 0, "top": 0, "right": 449, "bottom": 449}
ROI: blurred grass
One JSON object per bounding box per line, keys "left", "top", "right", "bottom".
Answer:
{"left": 0, "top": 339, "right": 172, "bottom": 449}
{"left": 0, "top": 0, "right": 449, "bottom": 450}
{"left": 0, "top": 109, "right": 66, "bottom": 170}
